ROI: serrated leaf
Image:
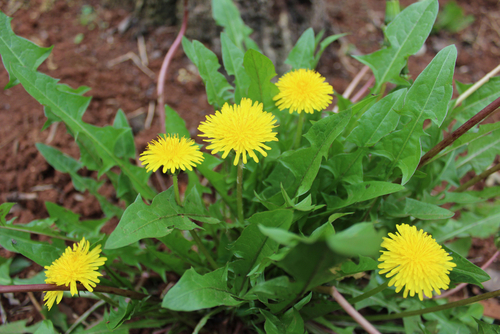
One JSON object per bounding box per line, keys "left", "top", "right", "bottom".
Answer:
{"left": 165, "top": 104, "right": 190, "bottom": 138}
{"left": 327, "top": 223, "right": 385, "bottom": 258}
{"left": 444, "top": 245, "right": 490, "bottom": 288}
{"left": 106, "top": 298, "right": 137, "bottom": 330}
{"left": 162, "top": 267, "right": 242, "bottom": 311}
{"left": 11, "top": 65, "right": 155, "bottom": 199}
{"left": 0, "top": 320, "right": 40, "bottom": 334}
{"left": 182, "top": 38, "right": 232, "bottom": 109}
{"left": 285, "top": 28, "right": 315, "bottom": 70}
{"left": 221, "top": 32, "right": 251, "bottom": 103}
{"left": 243, "top": 49, "right": 280, "bottom": 116}
{"left": 404, "top": 198, "right": 454, "bottom": 220}
{"left": 353, "top": 0, "right": 438, "bottom": 91}
{"left": 246, "top": 276, "right": 302, "bottom": 302}
{"left": 105, "top": 187, "right": 217, "bottom": 249}
{"left": 375, "top": 45, "right": 456, "bottom": 184}
{"left": 346, "top": 89, "right": 406, "bottom": 147}
{"left": 0, "top": 12, "right": 53, "bottom": 89}
{"left": 280, "top": 110, "right": 351, "bottom": 196}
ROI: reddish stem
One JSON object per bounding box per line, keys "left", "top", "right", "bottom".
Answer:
{"left": 157, "top": 0, "right": 189, "bottom": 134}
{"left": 418, "top": 96, "right": 500, "bottom": 169}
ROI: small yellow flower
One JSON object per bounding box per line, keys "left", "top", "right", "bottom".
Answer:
{"left": 139, "top": 134, "right": 204, "bottom": 174}
{"left": 198, "top": 98, "right": 278, "bottom": 165}
{"left": 43, "top": 237, "right": 107, "bottom": 310}
{"left": 273, "top": 68, "right": 334, "bottom": 114}
{"left": 378, "top": 224, "right": 456, "bottom": 301}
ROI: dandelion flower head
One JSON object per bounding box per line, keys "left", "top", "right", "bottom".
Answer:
{"left": 139, "top": 134, "right": 204, "bottom": 174}
{"left": 43, "top": 237, "right": 107, "bottom": 310}
{"left": 273, "top": 68, "right": 334, "bottom": 114}
{"left": 198, "top": 98, "right": 278, "bottom": 165}
{"left": 378, "top": 224, "right": 456, "bottom": 301}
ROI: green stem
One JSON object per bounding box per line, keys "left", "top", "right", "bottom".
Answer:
{"left": 189, "top": 229, "right": 218, "bottom": 271}
{"left": 236, "top": 160, "right": 244, "bottom": 223}
{"left": 173, "top": 174, "right": 182, "bottom": 206}
{"left": 454, "top": 161, "right": 500, "bottom": 192}
{"left": 330, "top": 288, "right": 500, "bottom": 322}
{"left": 65, "top": 300, "right": 105, "bottom": 334}
{"left": 294, "top": 112, "right": 305, "bottom": 149}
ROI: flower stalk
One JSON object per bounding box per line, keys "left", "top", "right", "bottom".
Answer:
{"left": 189, "top": 229, "right": 219, "bottom": 271}
{"left": 237, "top": 160, "right": 244, "bottom": 223}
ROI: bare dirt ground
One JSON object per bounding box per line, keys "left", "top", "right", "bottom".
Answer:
{"left": 1, "top": 0, "right": 499, "bottom": 330}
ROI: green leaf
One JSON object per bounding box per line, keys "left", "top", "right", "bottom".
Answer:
{"left": 404, "top": 198, "right": 454, "bottom": 220}
{"left": 230, "top": 209, "right": 293, "bottom": 290}
{"left": 11, "top": 239, "right": 64, "bottom": 267}
{"left": 444, "top": 245, "right": 490, "bottom": 288}
{"left": 106, "top": 187, "right": 218, "bottom": 249}
{"left": 36, "top": 143, "right": 82, "bottom": 173}
{"left": 11, "top": 65, "right": 154, "bottom": 199}
{"left": 476, "top": 318, "right": 500, "bottom": 334}
{"left": 243, "top": 49, "right": 280, "bottom": 116}
{"left": 429, "top": 123, "right": 500, "bottom": 165}
{"left": 434, "top": 206, "right": 500, "bottom": 243}
{"left": 165, "top": 104, "right": 190, "bottom": 139}
{"left": 277, "top": 241, "right": 342, "bottom": 297}
{"left": 375, "top": 45, "right": 457, "bottom": 184}
{"left": 327, "top": 223, "right": 385, "bottom": 258}
{"left": 340, "top": 255, "right": 379, "bottom": 276}
{"left": 162, "top": 267, "right": 241, "bottom": 311}
{"left": 33, "top": 320, "right": 57, "bottom": 334}
{"left": 196, "top": 153, "right": 236, "bottom": 213}
{"left": 212, "top": 0, "right": 257, "bottom": 51}
{"left": 182, "top": 38, "right": 232, "bottom": 109}
{"left": 112, "top": 109, "right": 136, "bottom": 160}
{"left": 346, "top": 89, "right": 406, "bottom": 147}
{"left": 324, "top": 181, "right": 405, "bottom": 211}
{"left": 456, "top": 127, "right": 500, "bottom": 173}
{"left": 106, "top": 298, "right": 137, "bottom": 330}
{"left": 312, "top": 33, "right": 347, "bottom": 68}
{"left": 353, "top": 0, "right": 438, "bottom": 91}
{"left": 246, "top": 276, "right": 302, "bottom": 302}
{"left": 46, "top": 201, "right": 107, "bottom": 237}
{"left": 280, "top": 110, "right": 351, "bottom": 196}
{"left": 0, "top": 12, "right": 53, "bottom": 89}
{"left": 0, "top": 320, "right": 40, "bottom": 334}
{"left": 0, "top": 218, "right": 66, "bottom": 252}
{"left": 285, "top": 28, "right": 315, "bottom": 70}
{"left": 0, "top": 203, "right": 15, "bottom": 225}
{"left": 447, "top": 78, "right": 500, "bottom": 127}
{"left": 261, "top": 309, "right": 285, "bottom": 334}
{"left": 221, "top": 32, "right": 251, "bottom": 103}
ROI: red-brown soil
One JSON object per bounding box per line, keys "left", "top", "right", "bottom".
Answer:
{"left": 1, "top": 0, "right": 499, "bottom": 331}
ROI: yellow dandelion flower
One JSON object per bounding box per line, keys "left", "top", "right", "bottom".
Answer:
{"left": 378, "top": 224, "right": 456, "bottom": 301}
{"left": 198, "top": 98, "right": 278, "bottom": 165}
{"left": 139, "top": 134, "right": 204, "bottom": 174}
{"left": 273, "top": 68, "right": 334, "bottom": 114}
{"left": 43, "top": 291, "right": 64, "bottom": 311}
{"left": 43, "top": 237, "right": 107, "bottom": 310}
